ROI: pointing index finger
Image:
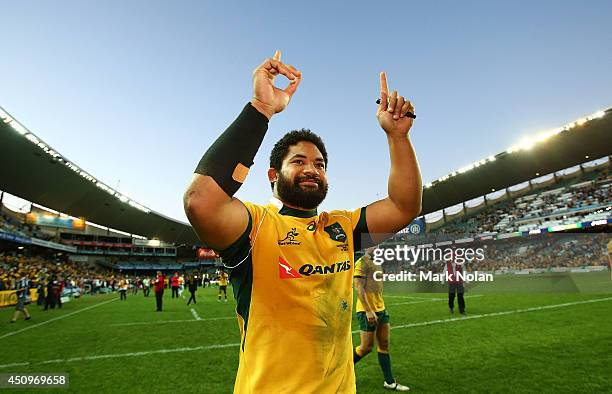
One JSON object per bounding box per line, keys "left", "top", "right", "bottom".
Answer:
{"left": 273, "top": 50, "right": 281, "bottom": 62}
{"left": 380, "top": 72, "right": 389, "bottom": 95}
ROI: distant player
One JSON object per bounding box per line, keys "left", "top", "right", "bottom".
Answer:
{"left": 447, "top": 253, "right": 465, "bottom": 314}
{"left": 353, "top": 248, "right": 410, "bottom": 391}
{"left": 10, "top": 273, "right": 32, "bottom": 323}
{"left": 217, "top": 267, "right": 228, "bottom": 302}
{"left": 118, "top": 277, "right": 128, "bottom": 301}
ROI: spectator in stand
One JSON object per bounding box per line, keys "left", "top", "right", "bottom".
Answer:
{"left": 154, "top": 271, "right": 165, "bottom": 312}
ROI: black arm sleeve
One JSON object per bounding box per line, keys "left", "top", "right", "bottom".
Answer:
{"left": 353, "top": 207, "right": 373, "bottom": 252}
{"left": 195, "top": 103, "right": 269, "bottom": 196}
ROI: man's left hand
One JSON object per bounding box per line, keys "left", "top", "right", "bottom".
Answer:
{"left": 376, "top": 72, "right": 415, "bottom": 137}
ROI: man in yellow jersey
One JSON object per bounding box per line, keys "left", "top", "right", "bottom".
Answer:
{"left": 184, "top": 51, "right": 422, "bottom": 393}
{"left": 217, "top": 266, "right": 229, "bottom": 302}
{"left": 353, "top": 248, "right": 410, "bottom": 391}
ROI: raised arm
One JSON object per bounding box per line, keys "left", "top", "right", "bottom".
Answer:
{"left": 365, "top": 72, "right": 422, "bottom": 243}
{"left": 183, "top": 51, "right": 302, "bottom": 249}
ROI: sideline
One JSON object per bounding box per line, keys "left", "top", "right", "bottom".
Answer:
{"left": 390, "top": 296, "right": 612, "bottom": 331}
{"left": 386, "top": 294, "right": 483, "bottom": 307}
{"left": 110, "top": 316, "right": 234, "bottom": 327}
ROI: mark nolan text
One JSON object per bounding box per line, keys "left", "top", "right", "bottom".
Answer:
{"left": 373, "top": 271, "right": 494, "bottom": 282}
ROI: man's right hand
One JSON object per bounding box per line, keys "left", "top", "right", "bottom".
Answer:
{"left": 366, "top": 310, "right": 378, "bottom": 326}
{"left": 251, "top": 50, "right": 302, "bottom": 119}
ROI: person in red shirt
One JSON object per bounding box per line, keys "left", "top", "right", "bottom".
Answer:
{"left": 170, "top": 273, "right": 180, "bottom": 298}
{"left": 154, "top": 271, "right": 165, "bottom": 312}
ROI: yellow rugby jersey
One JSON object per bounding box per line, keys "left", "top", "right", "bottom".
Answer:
{"left": 218, "top": 272, "right": 229, "bottom": 286}
{"left": 219, "top": 198, "right": 369, "bottom": 394}
{"left": 353, "top": 254, "right": 385, "bottom": 313}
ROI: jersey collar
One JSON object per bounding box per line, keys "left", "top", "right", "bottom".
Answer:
{"left": 269, "top": 196, "right": 318, "bottom": 218}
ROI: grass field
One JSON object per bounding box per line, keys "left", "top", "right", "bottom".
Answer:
{"left": 1, "top": 272, "right": 612, "bottom": 393}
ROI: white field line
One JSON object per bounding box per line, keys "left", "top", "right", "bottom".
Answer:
{"left": 190, "top": 308, "right": 202, "bottom": 321}
{"left": 0, "top": 298, "right": 118, "bottom": 340}
{"left": 2, "top": 296, "right": 610, "bottom": 369}
{"left": 351, "top": 296, "right": 612, "bottom": 334}
{"left": 0, "top": 362, "right": 30, "bottom": 368}
{"left": 386, "top": 294, "right": 483, "bottom": 306}
{"left": 384, "top": 295, "right": 442, "bottom": 300}
{"left": 389, "top": 296, "right": 612, "bottom": 331}
{"left": 110, "top": 316, "right": 234, "bottom": 327}
{"left": 0, "top": 343, "right": 241, "bottom": 369}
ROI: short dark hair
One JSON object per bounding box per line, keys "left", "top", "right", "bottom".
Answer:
{"left": 269, "top": 129, "right": 328, "bottom": 188}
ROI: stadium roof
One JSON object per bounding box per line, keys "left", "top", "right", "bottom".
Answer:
{"left": 1, "top": 106, "right": 611, "bottom": 245}
{"left": 0, "top": 107, "right": 200, "bottom": 245}
{"left": 421, "top": 108, "right": 612, "bottom": 214}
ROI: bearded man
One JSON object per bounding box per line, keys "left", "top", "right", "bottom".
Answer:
{"left": 184, "top": 50, "right": 422, "bottom": 394}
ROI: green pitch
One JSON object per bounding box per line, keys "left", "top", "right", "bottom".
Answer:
{"left": 1, "top": 272, "right": 611, "bottom": 393}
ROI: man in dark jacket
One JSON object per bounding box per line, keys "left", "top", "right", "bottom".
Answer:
{"left": 186, "top": 275, "right": 198, "bottom": 306}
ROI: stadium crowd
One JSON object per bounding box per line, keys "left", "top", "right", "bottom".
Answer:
{"left": 0, "top": 253, "right": 216, "bottom": 298}
{"left": 380, "top": 233, "right": 610, "bottom": 274}
{"left": 433, "top": 168, "right": 611, "bottom": 236}
{"left": 0, "top": 255, "right": 111, "bottom": 296}
{"left": 0, "top": 211, "right": 57, "bottom": 242}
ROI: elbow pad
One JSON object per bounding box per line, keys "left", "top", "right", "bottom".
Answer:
{"left": 194, "top": 103, "right": 269, "bottom": 196}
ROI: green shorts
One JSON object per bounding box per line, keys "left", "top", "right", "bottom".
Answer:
{"left": 357, "top": 310, "right": 390, "bottom": 332}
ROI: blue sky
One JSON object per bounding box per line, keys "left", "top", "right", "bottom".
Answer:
{"left": 1, "top": 1, "right": 611, "bottom": 223}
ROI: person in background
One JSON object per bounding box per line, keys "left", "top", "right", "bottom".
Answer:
{"left": 186, "top": 274, "right": 198, "bottom": 306}
{"left": 447, "top": 255, "right": 466, "bottom": 314}
{"left": 171, "top": 272, "right": 180, "bottom": 298}
{"left": 154, "top": 271, "right": 165, "bottom": 312}
{"left": 142, "top": 277, "right": 150, "bottom": 297}
{"left": 44, "top": 275, "right": 57, "bottom": 310}
{"left": 10, "top": 272, "right": 32, "bottom": 323}
{"left": 353, "top": 249, "right": 410, "bottom": 391}
{"left": 118, "top": 277, "right": 128, "bottom": 301}
{"left": 217, "top": 267, "right": 228, "bottom": 303}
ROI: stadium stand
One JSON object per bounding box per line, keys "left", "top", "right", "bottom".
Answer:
{"left": 429, "top": 161, "right": 611, "bottom": 236}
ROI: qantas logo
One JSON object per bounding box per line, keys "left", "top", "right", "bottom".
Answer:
{"left": 299, "top": 261, "right": 351, "bottom": 276}
{"left": 278, "top": 257, "right": 351, "bottom": 279}
{"left": 278, "top": 257, "right": 302, "bottom": 279}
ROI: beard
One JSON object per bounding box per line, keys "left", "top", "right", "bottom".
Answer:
{"left": 276, "top": 172, "right": 328, "bottom": 210}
